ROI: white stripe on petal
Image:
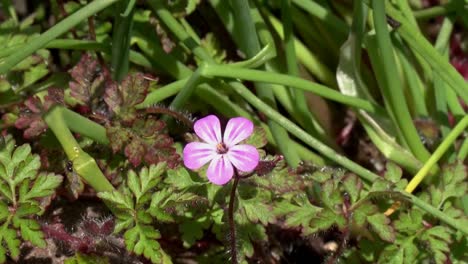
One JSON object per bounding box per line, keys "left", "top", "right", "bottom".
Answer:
{"left": 194, "top": 115, "right": 222, "bottom": 145}
{"left": 183, "top": 142, "right": 217, "bottom": 170}
{"left": 223, "top": 117, "right": 254, "bottom": 147}
{"left": 207, "top": 155, "right": 233, "bottom": 185}
{"left": 227, "top": 144, "right": 259, "bottom": 172}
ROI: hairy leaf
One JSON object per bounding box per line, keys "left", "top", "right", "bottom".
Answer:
{"left": 106, "top": 118, "right": 180, "bottom": 168}
{"left": 367, "top": 214, "right": 395, "bottom": 242}
{"left": 69, "top": 54, "right": 107, "bottom": 106}
{"left": 124, "top": 224, "right": 168, "bottom": 264}
{"left": 104, "top": 73, "right": 149, "bottom": 124}
{"left": 14, "top": 89, "right": 64, "bottom": 138}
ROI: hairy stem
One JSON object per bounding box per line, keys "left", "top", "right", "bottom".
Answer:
{"left": 228, "top": 173, "right": 240, "bottom": 264}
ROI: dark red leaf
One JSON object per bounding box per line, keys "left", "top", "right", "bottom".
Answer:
{"left": 104, "top": 73, "right": 149, "bottom": 124}
{"left": 15, "top": 89, "right": 64, "bottom": 138}
{"left": 69, "top": 54, "right": 107, "bottom": 105}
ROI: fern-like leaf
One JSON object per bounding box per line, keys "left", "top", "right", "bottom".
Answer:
{"left": 0, "top": 135, "right": 63, "bottom": 263}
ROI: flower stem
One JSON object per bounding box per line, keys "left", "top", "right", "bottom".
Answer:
{"left": 228, "top": 173, "right": 240, "bottom": 264}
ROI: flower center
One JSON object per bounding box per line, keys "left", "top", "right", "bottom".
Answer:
{"left": 216, "top": 142, "right": 228, "bottom": 154}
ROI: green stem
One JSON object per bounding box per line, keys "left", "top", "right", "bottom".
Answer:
{"left": 1, "top": 0, "right": 18, "bottom": 25}
{"left": 0, "top": 0, "right": 120, "bottom": 75}
{"left": 384, "top": 2, "right": 468, "bottom": 103}
{"left": 372, "top": 1, "right": 431, "bottom": 162}
{"left": 458, "top": 138, "right": 468, "bottom": 160}
{"left": 405, "top": 116, "right": 468, "bottom": 194}
{"left": 149, "top": 0, "right": 211, "bottom": 62}
{"left": 137, "top": 79, "right": 188, "bottom": 109}
{"left": 402, "top": 192, "right": 468, "bottom": 236}
{"left": 231, "top": 0, "right": 301, "bottom": 167}
{"left": 267, "top": 14, "right": 336, "bottom": 87}
{"left": 226, "top": 80, "right": 379, "bottom": 183}
{"left": 413, "top": 2, "right": 460, "bottom": 20}
{"left": 133, "top": 23, "right": 324, "bottom": 165}
{"left": 392, "top": 36, "right": 428, "bottom": 117}
{"left": 168, "top": 69, "right": 203, "bottom": 110}
{"left": 433, "top": 16, "right": 455, "bottom": 143}
{"left": 60, "top": 107, "right": 109, "bottom": 145}
{"left": 200, "top": 64, "right": 383, "bottom": 114}
{"left": 291, "top": 0, "right": 349, "bottom": 38}
{"left": 44, "top": 107, "right": 114, "bottom": 192}
{"left": 273, "top": 3, "right": 334, "bottom": 148}
{"left": 111, "top": 0, "right": 134, "bottom": 82}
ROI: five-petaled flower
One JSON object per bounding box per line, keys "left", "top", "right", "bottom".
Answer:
{"left": 183, "top": 115, "right": 260, "bottom": 185}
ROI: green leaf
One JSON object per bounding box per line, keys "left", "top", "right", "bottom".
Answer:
{"left": 124, "top": 224, "right": 167, "bottom": 264}
{"left": 20, "top": 173, "right": 63, "bottom": 201}
{"left": 0, "top": 202, "right": 8, "bottom": 221}
{"left": 307, "top": 209, "right": 346, "bottom": 235}
{"left": 439, "top": 162, "right": 467, "bottom": 205}
{"left": 2, "top": 227, "right": 20, "bottom": 260}
{"left": 14, "top": 203, "right": 41, "bottom": 218}
{"left": 384, "top": 162, "right": 403, "bottom": 183}
{"left": 394, "top": 209, "right": 424, "bottom": 234}
{"left": 342, "top": 174, "right": 363, "bottom": 204}
{"left": 165, "top": 167, "right": 201, "bottom": 189}
{"left": 237, "top": 221, "right": 267, "bottom": 258}
{"left": 127, "top": 169, "right": 141, "bottom": 202}
{"left": 274, "top": 198, "right": 321, "bottom": 232}
{"left": 179, "top": 217, "right": 207, "bottom": 247}
{"left": 64, "top": 253, "right": 109, "bottom": 264}
{"left": 379, "top": 236, "right": 418, "bottom": 264}
{"left": 421, "top": 226, "right": 452, "bottom": 264}
{"left": 320, "top": 179, "right": 343, "bottom": 209}
{"left": 352, "top": 202, "right": 378, "bottom": 228}
{"left": 98, "top": 190, "right": 134, "bottom": 211}
{"left": 238, "top": 186, "right": 275, "bottom": 225}
{"left": 242, "top": 126, "right": 268, "bottom": 148}
{"left": 136, "top": 163, "right": 166, "bottom": 201}
{"left": 12, "top": 147, "right": 40, "bottom": 184}
{"left": 13, "top": 218, "right": 45, "bottom": 247}
{"left": 367, "top": 214, "right": 395, "bottom": 242}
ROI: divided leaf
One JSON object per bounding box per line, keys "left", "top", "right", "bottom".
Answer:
{"left": 438, "top": 161, "right": 467, "bottom": 205}
{"left": 123, "top": 224, "right": 171, "bottom": 264}
{"left": 104, "top": 73, "right": 149, "bottom": 124}
{"left": 367, "top": 214, "right": 395, "bottom": 242}
{"left": 98, "top": 164, "right": 175, "bottom": 263}
{"left": 0, "top": 136, "right": 63, "bottom": 263}
{"left": 420, "top": 226, "right": 452, "bottom": 264}
{"left": 14, "top": 89, "right": 64, "bottom": 139}
{"left": 20, "top": 172, "right": 63, "bottom": 202}
{"left": 69, "top": 54, "right": 107, "bottom": 106}
{"left": 106, "top": 119, "right": 180, "bottom": 168}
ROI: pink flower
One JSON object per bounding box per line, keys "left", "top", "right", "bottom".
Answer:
{"left": 183, "top": 115, "right": 260, "bottom": 185}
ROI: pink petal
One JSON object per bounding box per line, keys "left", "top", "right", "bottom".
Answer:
{"left": 183, "top": 142, "right": 217, "bottom": 170}
{"left": 194, "top": 115, "right": 222, "bottom": 145}
{"left": 207, "top": 155, "right": 233, "bottom": 185}
{"left": 227, "top": 144, "right": 259, "bottom": 172}
{"left": 223, "top": 117, "right": 254, "bottom": 147}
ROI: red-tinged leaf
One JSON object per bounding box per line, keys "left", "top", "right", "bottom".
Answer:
{"left": 43, "top": 88, "right": 64, "bottom": 108}
{"left": 104, "top": 73, "right": 150, "bottom": 124}
{"left": 125, "top": 139, "right": 146, "bottom": 167}
{"left": 106, "top": 124, "right": 132, "bottom": 153}
{"left": 106, "top": 118, "right": 180, "bottom": 168}
{"left": 15, "top": 89, "right": 64, "bottom": 138}
{"left": 69, "top": 53, "right": 107, "bottom": 106}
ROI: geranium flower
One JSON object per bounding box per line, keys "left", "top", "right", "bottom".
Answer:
{"left": 183, "top": 115, "right": 260, "bottom": 185}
